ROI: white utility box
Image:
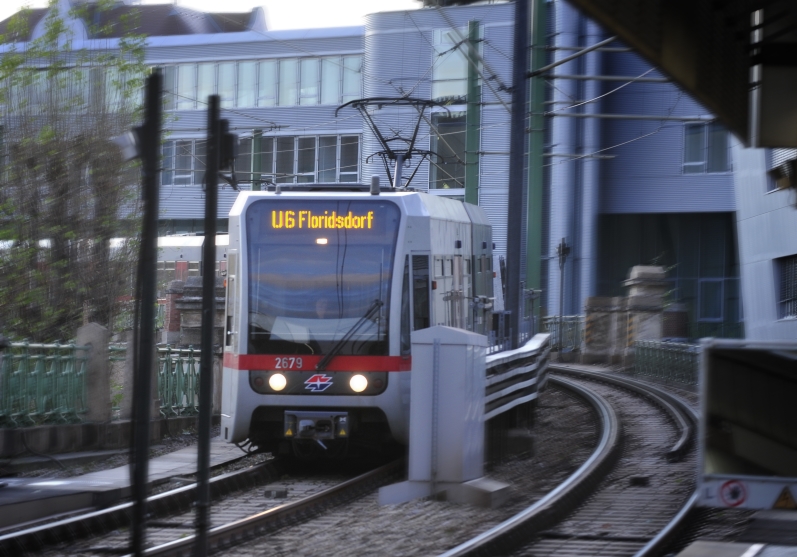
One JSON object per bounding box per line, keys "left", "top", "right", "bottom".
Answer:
{"left": 379, "top": 326, "right": 508, "bottom": 507}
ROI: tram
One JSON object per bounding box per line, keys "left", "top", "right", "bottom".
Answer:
{"left": 220, "top": 183, "right": 494, "bottom": 455}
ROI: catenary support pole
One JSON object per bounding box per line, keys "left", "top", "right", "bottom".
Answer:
{"left": 506, "top": 0, "right": 530, "bottom": 349}
{"left": 195, "top": 94, "right": 220, "bottom": 557}
{"left": 252, "top": 129, "right": 262, "bottom": 191}
{"left": 131, "top": 70, "right": 162, "bottom": 556}
{"left": 465, "top": 19, "right": 481, "bottom": 206}
{"left": 526, "top": 0, "right": 546, "bottom": 331}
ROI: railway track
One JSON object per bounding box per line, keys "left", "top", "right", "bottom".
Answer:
{"left": 1, "top": 457, "right": 401, "bottom": 557}
{"left": 3, "top": 367, "right": 699, "bottom": 557}
{"left": 441, "top": 367, "right": 698, "bottom": 557}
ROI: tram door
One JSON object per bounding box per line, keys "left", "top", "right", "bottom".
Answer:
{"left": 411, "top": 253, "right": 431, "bottom": 332}
{"left": 224, "top": 250, "right": 239, "bottom": 348}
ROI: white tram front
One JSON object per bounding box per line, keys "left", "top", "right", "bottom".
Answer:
{"left": 221, "top": 185, "right": 493, "bottom": 455}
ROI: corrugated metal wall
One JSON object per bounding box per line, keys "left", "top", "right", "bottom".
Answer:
{"left": 600, "top": 47, "right": 735, "bottom": 214}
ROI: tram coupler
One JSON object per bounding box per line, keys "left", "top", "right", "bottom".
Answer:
{"left": 284, "top": 410, "right": 349, "bottom": 441}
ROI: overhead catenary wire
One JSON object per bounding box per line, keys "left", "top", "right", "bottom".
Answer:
{"left": 545, "top": 68, "right": 655, "bottom": 114}
{"left": 542, "top": 91, "right": 684, "bottom": 167}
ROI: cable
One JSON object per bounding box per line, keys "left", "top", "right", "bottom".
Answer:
{"left": 433, "top": 5, "right": 512, "bottom": 113}
{"left": 542, "top": 91, "right": 683, "bottom": 167}
{"left": 545, "top": 68, "right": 655, "bottom": 114}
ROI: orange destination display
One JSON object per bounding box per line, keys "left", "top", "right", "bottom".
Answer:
{"left": 271, "top": 209, "right": 375, "bottom": 230}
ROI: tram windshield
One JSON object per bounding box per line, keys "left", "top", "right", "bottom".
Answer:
{"left": 245, "top": 199, "right": 401, "bottom": 356}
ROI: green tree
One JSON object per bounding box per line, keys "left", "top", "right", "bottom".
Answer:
{"left": 0, "top": 0, "right": 145, "bottom": 341}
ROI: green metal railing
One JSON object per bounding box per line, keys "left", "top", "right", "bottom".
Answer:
{"left": 542, "top": 315, "right": 585, "bottom": 352}
{"left": 157, "top": 345, "right": 200, "bottom": 417}
{"left": 0, "top": 342, "right": 89, "bottom": 427}
{"left": 633, "top": 340, "right": 700, "bottom": 385}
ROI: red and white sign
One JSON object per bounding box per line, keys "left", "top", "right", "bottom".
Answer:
{"left": 719, "top": 480, "right": 747, "bottom": 507}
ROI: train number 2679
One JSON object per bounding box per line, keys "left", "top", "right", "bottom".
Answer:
{"left": 274, "top": 357, "right": 303, "bottom": 370}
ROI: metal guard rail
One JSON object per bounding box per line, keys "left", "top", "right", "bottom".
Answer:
{"left": 542, "top": 315, "right": 584, "bottom": 352}
{"left": 633, "top": 339, "right": 700, "bottom": 386}
{"left": 484, "top": 334, "right": 550, "bottom": 421}
{"left": 0, "top": 342, "right": 89, "bottom": 427}
{"left": 157, "top": 346, "right": 201, "bottom": 418}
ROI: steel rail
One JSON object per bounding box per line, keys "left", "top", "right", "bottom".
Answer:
{"left": 549, "top": 365, "right": 701, "bottom": 557}
{"left": 439, "top": 376, "right": 621, "bottom": 557}
{"left": 550, "top": 365, "right": 699, "bottom": 461}
{"left": 141, "top": 459, "right": 403, "bottom": 557}
{"left": 0, "top": 459, "right": 281, "bottom": 556}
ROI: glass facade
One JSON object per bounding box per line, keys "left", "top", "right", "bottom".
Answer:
{"left": 162, "top": 135, "right": 361, "bottom": 186}
{"left": 160, "top": 56, "right": 361, "bottom": 110}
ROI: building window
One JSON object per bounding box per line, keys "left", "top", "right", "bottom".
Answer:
{"left": 299, "top": 59, "right": 319, "bottom": 106}
{"left": 767, "top": 148, "right": 797, "bottom": 192}
{"left": 176, "top": 64, "right": 196, "bottom": 110}
{"left": 163, "top": 135, "right": 359, "bottom": 186}
{"left": 341, "top": 56, "right": 362, "bottom": 103}
{"left": 218, "top": 62, "right": 235, "bottom": 108}
{"left": 698, "top": 279, "right": 724, "bottom": 322}
{"left": 197, "top": 63, "right": 215, "bottom": 107}
{"left": 429, "top": 113, "right": 466, "bottom": 190}
{"left": 258, "top": 61, "right": 277, "bottom": 107}
{"left": 777, "top": 254, "right": 797, "bottom": 319}
{"left": 432, "top": 29, "right": 467, "bottom": 100}
{"left": 683, "top": 122, "right": 730, "bottom": 174}
{"left": 432, "top": 27, "right": 480, "bottom": 102}
{"left": 160, "top": 56, "right": 361, "bottom": 110}
{"left": 230, "top": 134, "right": 360, "bottom": 185}
{"left": 162, "top": 139, "right": 206, "bottom": 186}
{"left": 237, "top": 62, "right": 256, "bottom": 108}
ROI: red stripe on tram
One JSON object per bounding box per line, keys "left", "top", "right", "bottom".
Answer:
{"left": 223, "top": 353, "right": 411, "bottom": 372}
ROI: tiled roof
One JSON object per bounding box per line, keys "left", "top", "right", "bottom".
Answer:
{"left": 0, "top": 8, "right": 48, "bottom": 43}
{"left": 81, "top": 4, "right": 252, "bottom": 38}
{"left": 0, "top": 3, "right": 256, "bottom": 43}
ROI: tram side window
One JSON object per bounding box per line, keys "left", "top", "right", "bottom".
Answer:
{"left": 401, "top": 257, "right": 411, "bottom": 355}
{"left": 413, "top": 255, "right": 431, "bottom": 330}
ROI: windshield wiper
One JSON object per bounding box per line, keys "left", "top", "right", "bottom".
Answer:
{"left": 316, "top": 299, "right": 383, "bottom": 371}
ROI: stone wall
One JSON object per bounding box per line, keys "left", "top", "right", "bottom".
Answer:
{"left": 583, "top": 265, "right": 669, "bottom": 365}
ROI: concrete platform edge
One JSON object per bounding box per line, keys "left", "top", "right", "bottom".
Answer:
{"left": 0, "top": 415, "right": 220, "bottom": 459}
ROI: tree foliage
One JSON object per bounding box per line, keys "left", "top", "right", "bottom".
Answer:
{"left": 0, "top": 0, "right": 145, "bottom": 341}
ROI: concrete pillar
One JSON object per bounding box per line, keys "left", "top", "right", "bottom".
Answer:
{"left": 77, "top": 323, "right": 110, "bottom": 422}
{"left": 583, "top": 296, "right": 626, "bottom": 364}
{"left": 622, "top": 265, "right": 669, "bottom": 344}
{"left": 175, "top": 276, "right": 225, "bottom": 348}
{"left": 120, "top": 330, "right": 161, "bottom": 421}
{"left": 161, "top": 280, "right": 184, "bottom": 345}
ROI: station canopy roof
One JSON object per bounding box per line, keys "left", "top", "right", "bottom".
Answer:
{"left": 564, "top": 0, "right": 797, "bottom": 148}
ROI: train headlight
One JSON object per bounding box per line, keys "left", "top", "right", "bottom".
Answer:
{"left": 269, "top": 373, "right": 287, "bottom": 391}
{"left": 350, "top": 374, "right": 368, "bottom": 393}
